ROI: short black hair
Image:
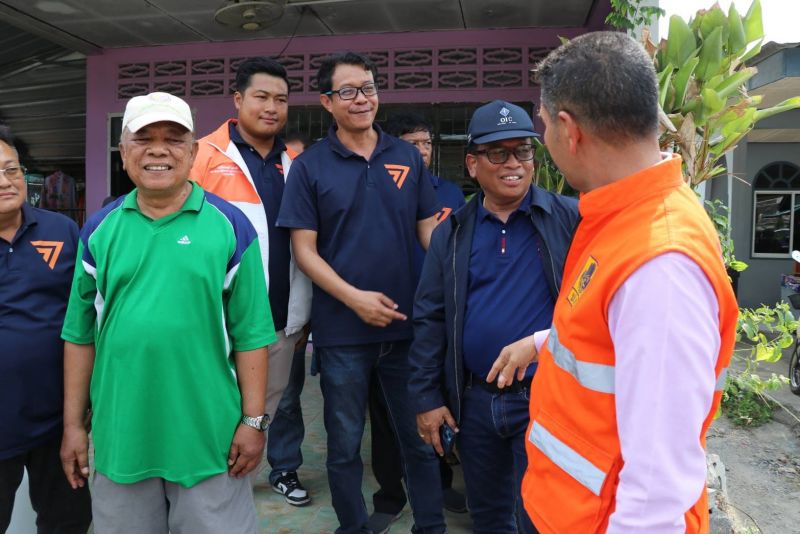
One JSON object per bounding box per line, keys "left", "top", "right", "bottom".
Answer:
{"left": 317, "top": 51, "right": 378, "bottom": 94}
{"left": 536, "top": 31, "right": 659, "bottom": 142}
{"left": 284, "top": 132, "right": 312, "bottom": 150}
{"left": 0, "top": 124, "right": 16, "bottom": 149}
{"left": 235, "top": 57, "right": 290, "bottom": 93}
{"left": 384, "top": 112, "right": 432, "bottom": 138}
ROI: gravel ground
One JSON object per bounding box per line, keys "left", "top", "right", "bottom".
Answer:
{"left": 708, "top": 354, "right": 800, "bottom": 533}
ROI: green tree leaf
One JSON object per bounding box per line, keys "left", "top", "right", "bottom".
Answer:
{"left": 697, "top": 26, "right": 723, "bottom": 81}
{"left": 671, "top": 57, "right": 700, "bottom": 111}
{"left": 754, "top": 97, "right": 800, "bottom": 122}
{"left": 714, "top": 68, "right": 757, "bottom": 100}
{"left": 666, "top": 15, "right": 697, "bottom": 67}
{"left": 744, "top": 0, "right": 764, "bottom": 43}
{"left": 740, "top": 39, "right": 763, "bottom": 63}
{"left": 727, "top": 3, "right": 747, "bottom": 56}
{"left": 698, "top": 5, "right": 729, "bottom": 44}
{"left": 658, "top": 64, "right": 674, "bottom": 108}
{"left": 728, "top": 260, "right": 749, "bottom": 272}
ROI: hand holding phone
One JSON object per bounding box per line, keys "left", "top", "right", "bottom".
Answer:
{"left": 439, "top": 422, "right": 456, "bottom": 456}
{"left": 416, "top": 406, "right": 458, "bottom": 456}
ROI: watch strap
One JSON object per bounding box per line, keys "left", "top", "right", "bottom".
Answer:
{"left": 240, "top": 414, "right": 269, "bottom": 431}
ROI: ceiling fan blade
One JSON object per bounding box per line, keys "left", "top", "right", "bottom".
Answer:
{"left": 287, "top": 0, "right": 361, "bottom": 6}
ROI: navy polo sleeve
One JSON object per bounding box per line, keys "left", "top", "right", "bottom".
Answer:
{"left": 277, "top": 158, "right": 318, "bottom": 231}
{"left": 415, "top": 153, "right": 441, "bottom": 220}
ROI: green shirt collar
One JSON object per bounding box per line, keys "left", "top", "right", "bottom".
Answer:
{"left": 122, "top": 181, "right": 204, "bottom": 213}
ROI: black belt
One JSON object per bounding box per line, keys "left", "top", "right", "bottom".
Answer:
{"left": 466, "top": 372, "right": 532, "bottom": 394}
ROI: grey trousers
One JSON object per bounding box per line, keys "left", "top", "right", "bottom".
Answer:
{"left": 264, "top": 329, "right": 303, "bottom": 421}
{"left": 91, "top": 471, "right": 256, "bottom": 534}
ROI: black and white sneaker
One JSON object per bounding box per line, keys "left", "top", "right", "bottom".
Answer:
{"left": 272, "top": 471, "right": 311, "bottom": 506}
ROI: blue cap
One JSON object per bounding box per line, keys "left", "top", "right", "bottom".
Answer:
{"left": 467, "top": 100, "right": 539, "bottom": 145}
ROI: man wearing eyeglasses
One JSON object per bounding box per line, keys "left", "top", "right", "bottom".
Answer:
{"left": 277, "top": 52, "right": 445, "bottom": 534}
{"left": 0, "top": 126, "right": 92, "bottom": 533}
{"left": 409, "top": 100, "right": 578, "bottom": 533}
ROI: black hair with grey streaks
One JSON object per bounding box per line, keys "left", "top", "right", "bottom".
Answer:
{"left": 536, "top": 31, "right": 659, "bottom": 142}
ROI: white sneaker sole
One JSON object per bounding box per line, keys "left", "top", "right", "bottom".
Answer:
{"left": 271, "top": 484, "right": 311, "bottom": 506}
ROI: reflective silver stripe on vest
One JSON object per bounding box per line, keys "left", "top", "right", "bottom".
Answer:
{"left": 529, "top": 421, "right": 607, "bottom": 496}
{"left": 548, "top": 328, "right": 616, "bottom": 394}
{"left": 715, "top": 367, "right": 728, "bottom": 391}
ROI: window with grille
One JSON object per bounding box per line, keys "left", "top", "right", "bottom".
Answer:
{"left": 752, "top": 161, "right": 800, "bottom": 257}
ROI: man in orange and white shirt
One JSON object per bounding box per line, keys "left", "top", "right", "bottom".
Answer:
{"left": 191, "top": 57, "right": 312, "bottom": 505}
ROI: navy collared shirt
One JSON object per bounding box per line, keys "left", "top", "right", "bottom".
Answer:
{"left": 277, "top": 124, "right": 440, "bottom": 347}
{"left": 1, "top": 204, "right": 78, "bottom": 458}
{"left": 229, "top": 122, "right": 291, "bottom": 331}
{"left": 413, "top": 169, "right": 466, "bottom": 284}
{"left": 462, "top": 188, "right": 554, "bottom": 379}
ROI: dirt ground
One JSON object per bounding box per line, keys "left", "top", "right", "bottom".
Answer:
{"left": 708, "top": 357, "right": 800, "bottom": 533}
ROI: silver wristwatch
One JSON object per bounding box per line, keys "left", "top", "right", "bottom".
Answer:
{"left": 240, "top": 414, "right": 270, "bottom": 431}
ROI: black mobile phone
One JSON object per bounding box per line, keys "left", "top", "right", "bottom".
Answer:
{"left": 439, "top": 422, "right": 456, "bottom": 456}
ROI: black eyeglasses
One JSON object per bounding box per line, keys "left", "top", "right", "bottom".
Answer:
{"left": 471, "top": 144, "right": 534, "bottom": 164}
{"left": 324, "top": 83, "right": 378, "bottom": 100}
{"left": 0, "top": 165, "right": 27, "bottom": 182}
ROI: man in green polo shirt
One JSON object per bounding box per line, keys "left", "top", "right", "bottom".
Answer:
{"left": 59, "top": 92, "right": 276, "bottom": 534}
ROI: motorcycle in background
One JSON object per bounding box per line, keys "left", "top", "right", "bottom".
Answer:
{"left": 789, "top": 251, "right": 800, "bottom": 395}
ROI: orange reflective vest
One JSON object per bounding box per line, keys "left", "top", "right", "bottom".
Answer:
{"left": 521, "top": 155, "right": 738, "bottom": 533}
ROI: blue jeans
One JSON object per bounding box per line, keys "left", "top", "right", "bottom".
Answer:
{"left": 317, "top": 341, "right": 445, "bottom": 534}
{"left": 267, "top": 343, "right": 307, "bottom": 484}
{"left": 457, "top": 383, "right": 537, "bottom": 534}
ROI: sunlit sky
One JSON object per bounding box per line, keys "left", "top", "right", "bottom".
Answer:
{"left": 658, "top": 0, "right": 799, "bottom": 44}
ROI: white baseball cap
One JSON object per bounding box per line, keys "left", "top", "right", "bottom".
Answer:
{"left": 121, "top": 92, "right": 194, "bottom": 133}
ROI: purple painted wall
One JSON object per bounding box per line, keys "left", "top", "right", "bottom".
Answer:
{"left": 85, "top": 3, "right": 610, "bottom": 213}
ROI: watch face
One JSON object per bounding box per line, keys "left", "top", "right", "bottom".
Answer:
{"left": 259, "top": 415, "right": 270, "bottom": 431}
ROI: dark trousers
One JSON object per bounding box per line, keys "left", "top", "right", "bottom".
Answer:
{"left": 0, "top": 435, "right": 92, "bottom": 534}
{"left": 318, "top": 341, "right": 445, "bottom": 534}
{"left": 267, "top": 342, "right": 308, "bottom": 484}
{"left": 368, "top": 374, "right": 453, "bottom": 515}
{"left": 457, "top": 383, "right": 537, "bottom": 534}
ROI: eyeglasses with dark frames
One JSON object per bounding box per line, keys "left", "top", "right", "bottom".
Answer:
{"left": 324, "top": 83, "right": 378, "bottom": 100}
{"left": 470, "top": 144, "right": 534, "bottom": 164}
{"left": 0, "top": 165, "right": 27, "bottom": 182}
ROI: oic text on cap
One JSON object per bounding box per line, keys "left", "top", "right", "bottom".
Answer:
{"left": 467, "top": 99, "right": 538, "bottom": 145}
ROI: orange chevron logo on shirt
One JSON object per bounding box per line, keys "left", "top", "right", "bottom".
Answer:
{"left": 30, "top": 240, "right": 64, "bottom": 270}
{"left": 385, "top": 164, "right": 410, "bottom": 189}
{"left": 436, "top": 207, "right": 453, "bottom": 222}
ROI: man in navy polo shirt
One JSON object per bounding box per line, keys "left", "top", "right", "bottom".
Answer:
{"left": 277, "top": 52, "right": 445, "bottom": 534}
{"left": 409, "top": 101, "right": 579, "bottom": 533}
{"left": 0, "top": 126, "right": 91, "bottom": 533}
{"left": 366, "top": 112, "right": 468, "bottom": 532}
